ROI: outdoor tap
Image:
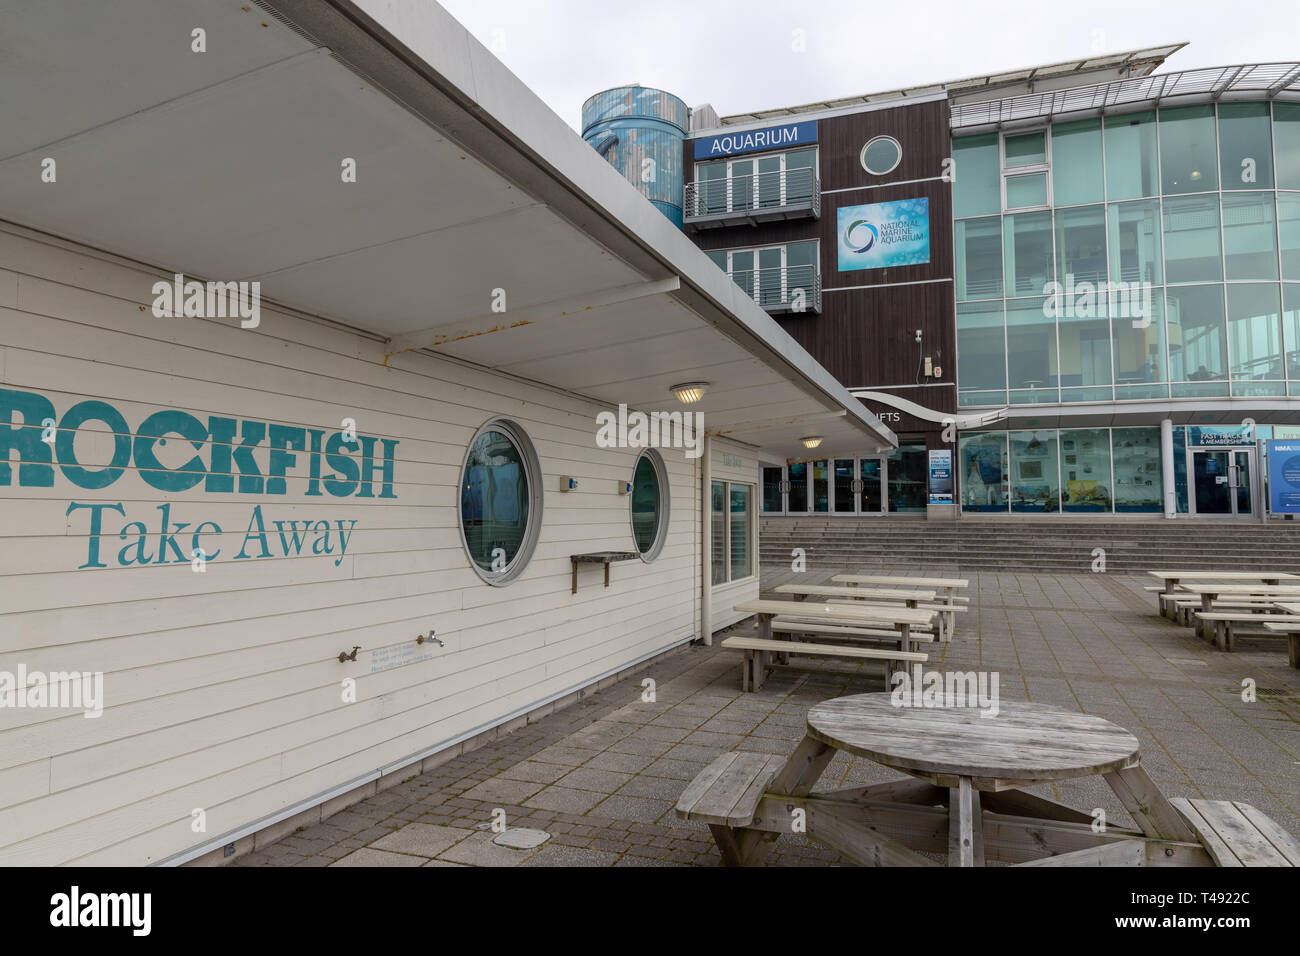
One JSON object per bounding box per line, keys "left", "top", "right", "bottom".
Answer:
{"left": 337, "top": 646, "right": 360, "bottom": 663}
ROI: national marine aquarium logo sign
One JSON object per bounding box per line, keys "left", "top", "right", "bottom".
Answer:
{"left": 0, "top": 387, "right": 398, "bottom": 571}
{"left": 837, "top": 198, "right": 930, "bottom": 272}
{"left": 693, "top": 120, "right": 817, "bottom": 158}
{"left": 1268, "top": 440, "right": 1300, "bottom": 515}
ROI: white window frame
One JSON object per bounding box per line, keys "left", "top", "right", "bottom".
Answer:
{"left": 712, "top": 478, "right": 756, "bottom": 584}
{"left": 458, "top": 417, "right": 545, "bottom": 587}
{"left": 860, "top": 135, "right": 903, "bottom": 176}
{"left": 1000, "top": 127, "right": 1053, "bottom": 212}
{"left": 694, "top": 146, "right": 820, "bottom": 214}
{"left": 629, "top": 448, "right": 670, "bottom": 563}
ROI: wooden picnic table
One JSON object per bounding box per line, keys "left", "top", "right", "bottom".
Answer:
{"left": 1270, "top": 602, "right": 1300, "bottom": 668}
{"left": 775, "top": 584, "right": 938, "bottom": 605}
{"left": 776, "top": 583, "right": 968, "bottom": 640}
{"left": 1148, "top": 570, "right": 1300, "bottom": 619}
{"left": 734, "top": 599, "right": 934, "bottom": 642}
{"left": 1177, "top": 584, "right": 1300, "bottom": 639}
{"left": 681, "top": 692, "right": 1211, "bottom": 867}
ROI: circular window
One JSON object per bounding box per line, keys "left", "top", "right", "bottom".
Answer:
{"left": 860, "top": 136, "right": 902, "bottom": 175}
{"left": 459, "top": 419, "right": 544, "bottom": 586}
{"left": 629, "top": 449, "right": 669, "bottom": 562}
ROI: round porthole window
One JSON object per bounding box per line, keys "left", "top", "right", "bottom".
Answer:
{"left": 630, "top": 449, "right": 669, "bottom": 562}
{"left": 459, "top": 418, "right": 544, "bottom": 586}
{"left": 860, "top": 136, "right": 902, "bottom": 175}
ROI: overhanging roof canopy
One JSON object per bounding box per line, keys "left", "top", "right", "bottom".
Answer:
{"left": 0, "top": 0, "right": 894, "bottom": 461}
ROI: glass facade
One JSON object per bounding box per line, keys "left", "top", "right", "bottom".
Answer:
{"left": 957, "top": 424, "right": 1287, "bottom": 516}
{"left": 954, "top": 102, "right": 1300, "bottom": 407}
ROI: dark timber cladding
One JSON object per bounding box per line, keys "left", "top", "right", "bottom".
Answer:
{"left": 687, "top": 98, "right": 956, "bottom": 443}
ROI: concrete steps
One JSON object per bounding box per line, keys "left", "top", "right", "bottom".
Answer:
{"left": 759, "top": 517, "right": 1300, "bottom": 573}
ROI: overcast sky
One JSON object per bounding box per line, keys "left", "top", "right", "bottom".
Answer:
{"left": 436, "top": 0, "right": 1300, "bottom": 131}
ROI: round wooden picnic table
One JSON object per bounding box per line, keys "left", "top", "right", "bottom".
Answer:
{"left": 798, "top": 693, "right": 1192, "bottom": 866}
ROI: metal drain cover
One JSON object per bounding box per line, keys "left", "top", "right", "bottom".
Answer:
{"left": 492, "top": 828, "right": 551, "bottom": 849}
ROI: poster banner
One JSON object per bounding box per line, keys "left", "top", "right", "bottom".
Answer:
{"left": 928, "top": 448, "right": 953, "bottom": 505}
{"left": 836, "top": 197, "right": 930, "bottom": 271}
{"left": 1267, "top": 440, "right": 1300, "bottom": 514}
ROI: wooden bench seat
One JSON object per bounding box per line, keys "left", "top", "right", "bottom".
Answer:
{"left": 676, "top": 751, "right": 785, "bottom": 827}
{"left": 1194, "top": 610, "right": 1300, "bottom": 652}
{"left": 721, "top": 635, "right": 926, "bottom": 691}
{"left": 1171, "top": 798, "right": 1300, "bottom": 866}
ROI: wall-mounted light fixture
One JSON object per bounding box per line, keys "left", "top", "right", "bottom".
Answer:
{"left": 670, "top": 382, "right": 708, "bottom": 405}
{"left": 800, "top": 435, "right": 824, "bottom": 449}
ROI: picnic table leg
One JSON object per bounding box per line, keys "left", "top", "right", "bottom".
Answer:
{"left": 1197, "top": 594, "right": 1214, "bottom": 639}
{"left": 1289, "top": 633, "right": 1300, "bottom": 669}
{"left": 1102, "top": 764, "right": 1198, "bottom": 843}
{"left": 571, "top": 561, "right": 577, "bottom": 595}
{"left": 947, "top": 777, "right": 983, "bottom": 867}
{"left": 734, "top": 735, "right": 836, "bottom": 866}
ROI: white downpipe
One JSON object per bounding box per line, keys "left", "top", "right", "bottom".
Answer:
{"left": 701, "top": 432, "right": 712, "bottom": 645}
{"left": 1161, "top": 418, "right": 1176, "bottom": 518}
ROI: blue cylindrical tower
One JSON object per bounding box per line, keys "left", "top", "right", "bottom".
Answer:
{"left": 582, "top": 86, "right": 688, "bottom": 228}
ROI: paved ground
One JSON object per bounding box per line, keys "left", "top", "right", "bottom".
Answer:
{"left": 234, "top": 568, "right": 1300, "bottom": 867}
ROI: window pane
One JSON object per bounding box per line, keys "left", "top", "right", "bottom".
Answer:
{"left": 887, "top": 444, "right": 927, "bottom": 512}
{"left": 957, "top": 302, "right": 1006, "bottom": 391}
{"left": 729, "top": 485, "right": 752, "bottom": 580}
{"left": 1057, "top": 296, "right": 1112, "bottom": 389}
{"left": 1009, "top": 430, "right": 1060, "bottom": 512}
{"left": 697, "top": 162, "right": 728, "bottom": 214}
{"left": 1051, "top": 119, "right": 1103, "bottom": 206}
{"left": 1061, "top": 429, "right": 1111, "bottom": 512}
{"left": 1006, "top": 172, "right": 1047, "bottom": 208}
{"left": 1006, "top": 297, "right": 1057, "bottom": 400}
{"left": 631, "top": 454, "right": 661, "bottom": 555}
{"left": 786, "top": 240, "right": 817, "bottom": 267}
{"left": 705, "top": 250, "right": 727, "bottom": 270}
{"left": 1108, "top": 199, "right": 1163, "bottom": 285}
{"left": 1113, "top": 294, "right": 1167, "bottom": 388}
{"left": 1105, "top": 110, "right": 1159, "bottom": 200}
{"left": 1055, "top": 204, "right": 1107, "bottom": 286}
{"left": 1005, "top": 131, "right": 1046, "bottom": 167}
{"left": 711, "top": 480, "right": 726, "bottom": 584}
{"left": 1285, "top": 283, "right": 1300, "bottom": 380}
{"left": 1004, "top": 210, "right": 1053, "bottom": 296}
{"left": 955, "top": 216, "right": 1003, "bottom": 299}
{"left": 1273, "top": 103, "right": 1300, "bottom": 190}
{"left": 1166, "top": 284, "right": 1228, "bottom": 386}
{"left": 762, "top": 467, "right": 783, "bottom": 513}
{"left": 1222, "top": 192, "right": 1278, "bottom": 280}
{"left": 1218, "top": 103, "right": 1273, "bottom": 189}
{"left": 461, "top": 428, "right": 531, "bottom": 573}
{"left": 811, "top": 459, "right": 829, "bottom": 513}
{"left": 959, "top": 433, "right": 1008, "bottom": 512}
{"left": 1112, "top": 428, "right": 1163, "bottom": 512}
{"left": 953, "top": 134, "right": 1000, "bottom": 218}
{"left": 1227, "top": 283, "right": 1283, "bottom": 381}
{"left": 1159, "top": 105, "right": 1218, "bottom": 194}
{"left": 1279, "top": 193, "right": 1300, "bottom": 281}
{"left": 1163, "top": 194, "right": 1223, "bottom": 283}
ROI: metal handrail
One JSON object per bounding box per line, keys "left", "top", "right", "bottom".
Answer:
{"left": 684, "top": 167, "right": 820, "bottom": 219}
{"left": 952, "top": 61, "right": 1300, "bottom": 129}
{"left": 726, "top": 263, "right": 821, "bottom": 313}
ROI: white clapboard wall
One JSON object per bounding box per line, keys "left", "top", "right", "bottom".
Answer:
{"left": 0, "top": 223, "right": 726, "bottom": 865}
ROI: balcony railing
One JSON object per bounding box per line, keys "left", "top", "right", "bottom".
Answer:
{"left": 728, "top": 264, "right": 821, "bottom": 314}
{"left": 684, "top": 166, "right": 820, "bottom": 228}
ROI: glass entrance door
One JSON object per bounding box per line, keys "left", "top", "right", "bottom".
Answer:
{"left": 833, "top": 459, "right": 856, "bottom": 513}
{"left": 1190, "top": 448, "right": 1254, "bottom": 516}
{"left": 859, "top": 458, "right": 884, "bottom": 513}
{"left": 786, "top": 461, "right": 808, "bottom": 513}
{"left": 762, "top": 466, "right": 784, "bottom": 514}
